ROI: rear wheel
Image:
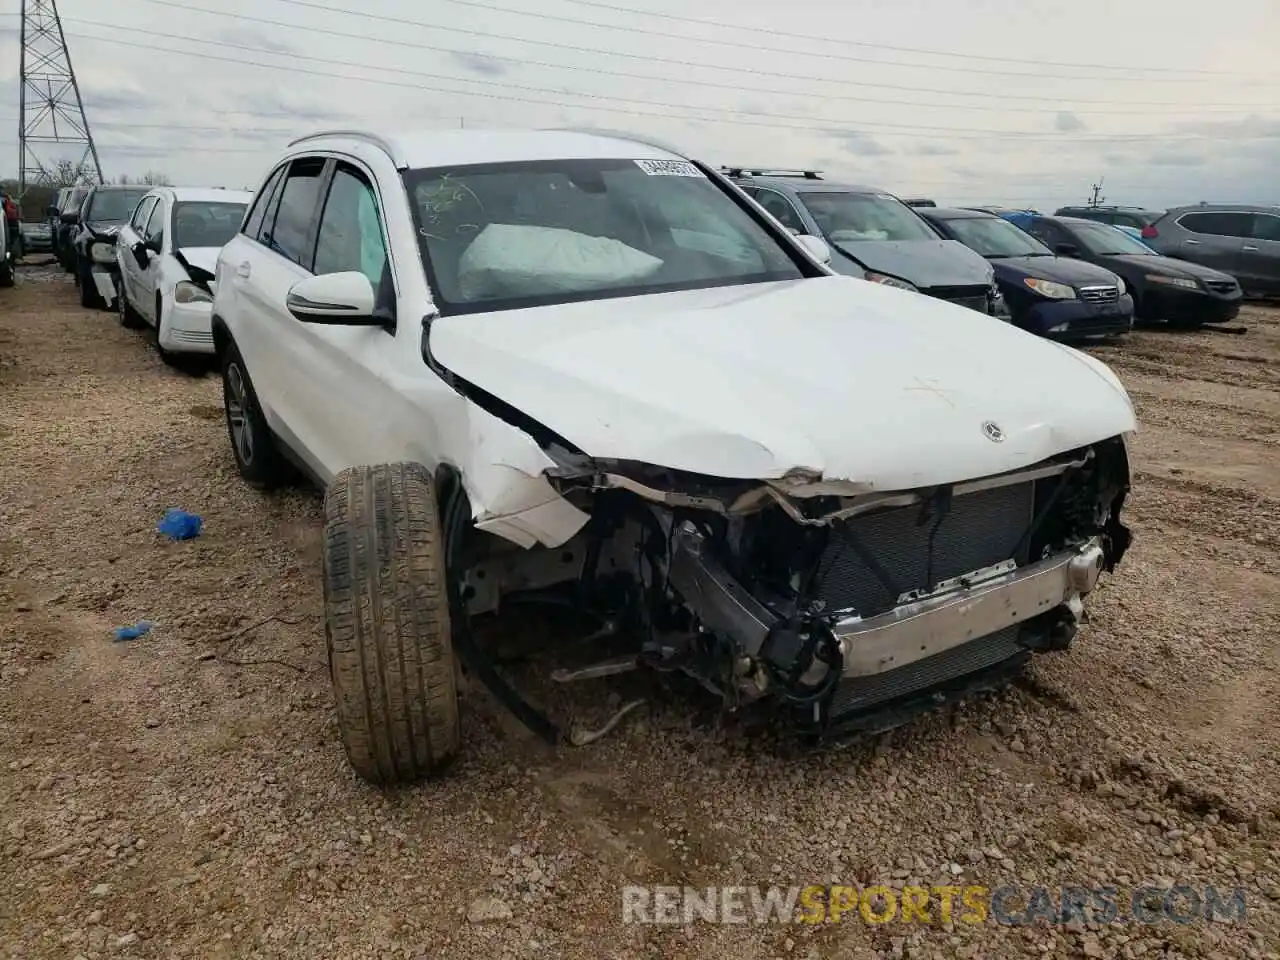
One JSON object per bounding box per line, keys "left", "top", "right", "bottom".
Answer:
{"left": 323, "top": 462, "right": 462, "bottom": 784}
{"left": 221, "top": 339, "right": 290, "bottom": 489}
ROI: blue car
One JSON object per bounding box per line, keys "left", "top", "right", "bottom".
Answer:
{"left": 919, "top": 207, "right": 1134, "bottom": 340}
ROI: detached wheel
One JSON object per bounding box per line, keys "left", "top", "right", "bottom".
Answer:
{"left": 220, "top": 339, "right": 290, "bottom": 489}
{"left": 77, "top": 258, "right": 103, "bottom": 309}
{"left": 323, "top": 463, "right": 461, "bottom": 784}
{"left": 117, "top": 281, "right": 146, "bottom": 329}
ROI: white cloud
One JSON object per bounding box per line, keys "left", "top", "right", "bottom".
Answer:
{"left": 0, "top": 0, "right": 1275, "bottom": 212}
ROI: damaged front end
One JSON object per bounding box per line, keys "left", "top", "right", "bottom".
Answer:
{"left": 458, "top": 434, "right": 1132, "bottom": 737}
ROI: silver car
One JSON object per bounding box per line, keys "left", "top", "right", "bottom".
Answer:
{"left": 1143, "top": 204, "right": 1280, "bottom": 297}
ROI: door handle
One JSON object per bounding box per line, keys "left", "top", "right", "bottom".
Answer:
{"left": 236, "top": 261, "right": 251, "bottom": 278}
{"left": 1183, "top": 239, "right": 1200, "bottom": 245}
{"left": 1242, "top": 245, "right": 1258, "bottom": 252}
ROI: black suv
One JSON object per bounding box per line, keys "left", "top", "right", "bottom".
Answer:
{"left": 65, "top": 185, "right": 149, "bottom": 309}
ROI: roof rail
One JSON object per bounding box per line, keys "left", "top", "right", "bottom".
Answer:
{"left": 549, "top": 127, "right": 688, "bottom": 157}
{"left": 286, "top": 129, "right": 401, "bottom": 165}
{"left": 720, "top": 166, "right": 824, "bottom": 180}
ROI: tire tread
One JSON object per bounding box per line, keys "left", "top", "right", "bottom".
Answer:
{"left": 323, "top": 462, "right": 460, "bottom": 784}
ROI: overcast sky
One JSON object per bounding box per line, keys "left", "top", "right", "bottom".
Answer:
{"left": 2, "top": 0, "right": 1278, "bottom": 211}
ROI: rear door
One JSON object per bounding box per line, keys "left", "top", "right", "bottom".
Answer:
{"left": 272, "top": 158, "right": 404, "bottom": 479}
{"left": 118, "top": 196, "right": 155, "bottom": 308}
{"left": 1171, "top": 211, "right": 1249, "bottom": 273}
{"left": 1239, "top": 212, "right": 1280, "bottom": 295}
{"left": 229, "top": 156, "right": 330, "bottom": 446}
{"left": 137, "top": 198, "right": 169, "bottom": 323}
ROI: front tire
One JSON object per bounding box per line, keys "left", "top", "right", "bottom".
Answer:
{"left": 220, "top": 339, "right": 290, "bottom": 489}
{"left": 323, "top": 463, "right": 462, "bottom": 784}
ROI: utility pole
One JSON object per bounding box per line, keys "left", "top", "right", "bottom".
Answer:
{"left": 1087, "top": 178, "right": 1105, "bottom": 208}
{"left": 18, "top": 0, "right": 103, "bottom": 199}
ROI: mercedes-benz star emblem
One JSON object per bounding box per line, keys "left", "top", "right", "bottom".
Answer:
{"left": 982, "top": 421, "right": 1005, "bottom": 443}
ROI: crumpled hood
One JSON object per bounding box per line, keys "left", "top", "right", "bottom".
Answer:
{"left": 429, "top": 276, "right": 1137, "bottom": 492}
{"left": 830, "top": 238, "right": 993, "bottom": 289}
{"left": 993, "top": 255, "right": 1121, "bottom": 287}
{"left": 175, "top": 246, "right": 220, "bottom": 278}
{"left": 86, "top": 221, "right": 122, "bottom": 241}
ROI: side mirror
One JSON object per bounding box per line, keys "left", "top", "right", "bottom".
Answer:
{"left": 145, "top": 235, "right": 162, "bottom": 254}
{"left": 60, "top": 211, "right": 80, "bottom": 225}
{"left": 46, "top": 205, "right": 58, "bottom": 217}
{"left": 286, "top": 272, "right": 380, "bottom": 324}
{"left": 131, "top": 241, "right": 150, "bottom": 268}
{"left": 1055, "top": 243, "right": 1081, "bottom": 258}
{"left": 796, "top": 234, "right": 832, "bottom": 265}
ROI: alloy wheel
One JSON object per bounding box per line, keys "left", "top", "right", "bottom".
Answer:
{"left": 225, "top": 363, "right": 254, "bottom": 466}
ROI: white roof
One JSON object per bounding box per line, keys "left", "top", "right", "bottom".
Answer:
{"left": 164, "top": 187, "right": 255, "bottom": 204}
{"left": 287, "top": 128, "right": 690, "bottom": 170}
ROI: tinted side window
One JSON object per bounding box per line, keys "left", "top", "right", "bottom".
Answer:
{"left": 312, "top": 164, "right": 389, "bottom": 288}
{"left": 753, "top": 188, "right": 803, "bottom": 232}
{"left": 268, "top": 158, "right": 328, "bottom": 268}
{"left": 242, "top": 164, "right": 287, "bottom": 242}
{"left": 1028, "top": 219, "right": 1061, "bottom": 246}
{"left": 1178, "top": 212, "right": 1251, "bottom": 238}
{"left": 1250, "top": 214, "right": 1280, "bottom": 242}
{"left": 144, "top": 200, "right": 166, "bottom": 243}
{"left": 131, "top": 197, "right": 156, "bottom": 231}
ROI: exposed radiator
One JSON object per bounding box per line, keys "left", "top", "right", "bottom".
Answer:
{"left": 814, "top": 481, "right": 1035, "bottom": 617}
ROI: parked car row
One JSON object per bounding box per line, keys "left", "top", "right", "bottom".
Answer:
{"left": 719, "top": 170, "right": 1245, "bottom": 337}
{"left": 43, "top": 183, "right": 252, "bottom": 364}
{"left": 71, "top": 128, "right": 1139, "bottom": 784}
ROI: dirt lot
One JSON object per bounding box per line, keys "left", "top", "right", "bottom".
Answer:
{"left": 2, "top": 265, "right": 1279, "bottom": 960}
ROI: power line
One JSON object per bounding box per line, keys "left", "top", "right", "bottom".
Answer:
{"left": 541, "top": 0, "right": 1273, "bottom": 79}
{"left": 123, "top": 0, "right": 1266, "bottom": 118}
{"left": 132, "top": 0, "right": 1278, "bottom": 110}
{"left": 56, "top": 23, "right": 1280, "bottom": 145}
{"left": 274, "top": 0, "right": 1263, "bottom": 85}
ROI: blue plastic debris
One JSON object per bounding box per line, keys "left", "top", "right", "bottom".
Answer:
{"left": 114, "top": 621, "right": 154, "bottom": 642}
{"left": 157, "top": 508, "right": 203, "bottom": 541}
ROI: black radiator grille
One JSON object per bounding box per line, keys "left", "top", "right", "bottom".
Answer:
{"left": 814, "top": 481, "right": 1035, "bottom": 617}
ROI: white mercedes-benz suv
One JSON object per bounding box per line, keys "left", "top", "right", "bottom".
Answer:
{"left": 212, "top": 127, "right": 1136, "bottom": 784}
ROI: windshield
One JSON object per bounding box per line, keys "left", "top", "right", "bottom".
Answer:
{"left": 85, "top": 188, "right": 149, "bottom": 223}
{"left": 797, "top": 191, "right": 937, "bottom": 242}
{"left": 1071, "top": 220, "right": 1156, "bottom": 256}
{"left": 172, "top": 201, "right": 247, "bottom": 249}
{"left": 942, "top": 216, "right": 1053, "bottom": 258}
{"left": 403, "top": 158, "right": 804, "bottom": 313}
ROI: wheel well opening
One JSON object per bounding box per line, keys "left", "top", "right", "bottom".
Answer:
{"left": 211, "top": 317, "right": 231, "bottom": 359}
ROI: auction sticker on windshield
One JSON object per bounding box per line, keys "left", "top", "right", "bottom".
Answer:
{"left": 634, "top": 159, "right": 703, "bottom": 177}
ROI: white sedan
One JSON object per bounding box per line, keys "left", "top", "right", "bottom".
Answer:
{"left": 115, "top": 187, "right": 253, "bottom": 363}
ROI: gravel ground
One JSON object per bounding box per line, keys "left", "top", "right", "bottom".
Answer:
{"left": 2, "top": 264, "right": 1279, "bottom": 960}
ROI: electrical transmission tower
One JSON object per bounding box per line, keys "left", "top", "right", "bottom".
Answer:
{"left": 18, "top": 0, "right": 102, "bottom": 198}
